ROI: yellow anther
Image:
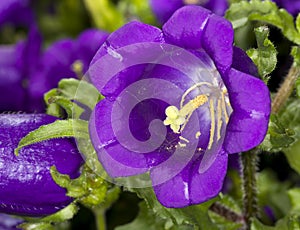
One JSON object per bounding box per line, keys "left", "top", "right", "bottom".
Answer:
{"left": 165, "top": 106, "right": 180, "bottom": 119}
{"left": 163, "top": 94, "right": 208, "bottom": 134}
{"left": 183, "top": 0, "right": 206, "bottom": 4}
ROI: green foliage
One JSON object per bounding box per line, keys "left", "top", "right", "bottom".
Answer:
{"left": 18, "top": 203, "right": 79, "bottom": 230}
{"left": 44, "top": 78, "right": 102, "bottom": 118}
{"left": 292, "top": 46, "right": 300, "bottom": 67}
{"left": 14, "top": 119, "right": 89, "bottom": 155}
{"left": 277, "top": 98, "right": 300, "bottom": 174}
{"left": 246, "top": 26, "right": 277, "bottom": 82}
{"left": 83, "top": 0, "right": 125, "bottom": 32}
{"left": 225, "top": 0, "right": 300, "bottom": 45}
{"left": 115, "top": 202, "right": 167, "bottom": 230}
{"left": 259, "top": 115, "right": 295, "bottom": 152}
{"left": 118, "top": 0, "right": 157, "bottom": 25}
{"left": 129, "top": 187, "right": 218, "bottom": 229}
{"left": 257, "top": 170, "right": 291, "bottom": 223}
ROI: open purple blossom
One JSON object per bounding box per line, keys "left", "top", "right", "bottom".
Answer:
{"left": 0, "top": 114, "right": 83, "bottom": 216}
{"left": 150, "top": 0, "right": 228, "bottom": 24}
{"left": 272, "top": 0, "right": 300, "bottom": 16}
{"left": 28, "top": 29, "right": 109, "bottom": 112}
{"left": 88, "top": 5, "right": 270, "bottom": 208}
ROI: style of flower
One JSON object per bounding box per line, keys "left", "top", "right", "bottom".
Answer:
{"left": 150, "top": 0, "right": 228, "bottom": 24}
{"left": 0, "top": 114, "right": 83, "bottom": 216}
{"left": 272, "top": 0, "right": 300, "bottom": 16}
{"left": 88, "top": 6, "right": 271, "bottom": 208}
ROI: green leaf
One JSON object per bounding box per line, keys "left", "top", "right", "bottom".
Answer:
{"left": 83, "top": 0, "right": 125, "bottom": 32}
{"left": 246, "top": 26, "right": 277, "bottom": 81}
{"left": 51, "top": 164, "right": 117, "bottom": 209}
{"left": 115, "top": 202, "right": 166, "bottom": 230}
{"left": 118, "top": 0, "right": 156, "bottom": 25}
{"left": 19, "top": 203, "right": 78, "bottom": 230}
{"left": 284, "top": 140, "right": 300, "bottom": 174}
{"left": 130, "top": 187, "right": 218, "bottom": 229}
{"left": 288, "top": 188, "right": 300, "bottom": 212}
{"left": 225, "top": 0, "right": 300, "bottom": 45}
{"left": 14, "top": 119, "right": 89, "bottom": 155}
{"left": 257, "top": 170, "right": 291, "bottom": 223}
{"left": 297, "top": 14, "right": 300, "bottom": 33}
{"left": 47, "top": 96, "right": 84, "bottom": 119}
{"left": 259, "top": 115, "right": 295, "bottom": 152}
{"left": 57, "top": 78, "right": 102, "bottom": 110}
{"left": 291, "top": 46, "right": 300, "bottom": 67}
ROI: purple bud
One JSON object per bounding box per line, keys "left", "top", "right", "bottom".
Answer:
{"left": 0, "top": 114, "right": 83, "bottom": 216}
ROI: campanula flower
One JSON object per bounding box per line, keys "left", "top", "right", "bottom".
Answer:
{"left": 0, "top": 114, "right": 83, "bottom": 216}
{"left": 88, "top": 6, "right": 271, "bottom": 207}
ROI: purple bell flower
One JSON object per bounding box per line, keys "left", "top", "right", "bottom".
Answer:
{"left": 150, "top": 0, "right": 228, "bottom": 24}
{"left": 0, "top": 114, "right": 83, "bottom": 216}
{"left": 88, "top": 6, "right": 271, "bottom": 208}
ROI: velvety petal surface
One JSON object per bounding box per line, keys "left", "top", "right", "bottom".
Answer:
{"left": 201, "top": 13, "right": 233, "bottom": 75}
{"left": 224, "top": 68, "right": 271, "bottom": 154}
{"left": 163, "top": 6, "right": 211, "bottom": 49}
{"left": 152, "top": 150, "right": 228, "bottom": 207}
{"left": 0, "top": 114, "right": 83, "bottom": 216}
{"left": 89, "top": 99, "right": 173, "bottom": 177}
{"left": 90, "top": 21, "right": 163, "bottom": 97}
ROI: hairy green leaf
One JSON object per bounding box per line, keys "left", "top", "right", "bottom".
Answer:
{"left": 226, "top": 0, "right": 300, "bottom": 45}
{"left": 259, "top": 115, "right": 295, "bottom": 152}
{"left": 14, "top": 119, "right": 89, "bottom": 155}
{"left": 246, "top": 26, "right": 277, "bottom": 81}
{"left": 130, "top": 187, "right": 218, "bottom": 229}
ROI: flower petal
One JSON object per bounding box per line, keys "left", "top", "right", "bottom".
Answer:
{"left": 201, "top": 13, "right": 233, "bottom": 75}
{"left": 89, "top": 99, "right": 172, "bottom": 177}
{"left": 90, "top": 21, "right": 163, "bottom": 97}
{"left": 232, "top": 46, "right": 258, "bottom": 77}
{"left": 152, "top": 150, "right": 228, "bottom": 208}
{"left": 224, "top": 68, "right": 271, "bottom": 153}
{"left": 162, "top": 6, "right": 211, "bottom": 49}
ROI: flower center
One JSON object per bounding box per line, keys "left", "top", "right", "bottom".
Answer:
{"left": 163, "top": 81, "right": 232, "bottom": 150}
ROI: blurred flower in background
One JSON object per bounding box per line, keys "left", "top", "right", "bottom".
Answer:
{"left": 28, "top": 29, "right": 108, "bottom": 112}
{"left": 0, "top": 0, "right": 108, "bottom": 112}
{"left": 272, "top": 0, "right": 300, "bottom": 16}
{"left": 149, "top": 0, "right": 228, "bottom": 24}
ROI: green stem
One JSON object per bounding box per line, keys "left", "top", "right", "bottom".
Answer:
{"left": 240, "top": 149, "right": 259, "bottom": 230}
{"left": 272, "top": 64, "right": 300, "bottom": 114}
{"left": 93, "top": 208, "right": 106, "bottom": 230}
